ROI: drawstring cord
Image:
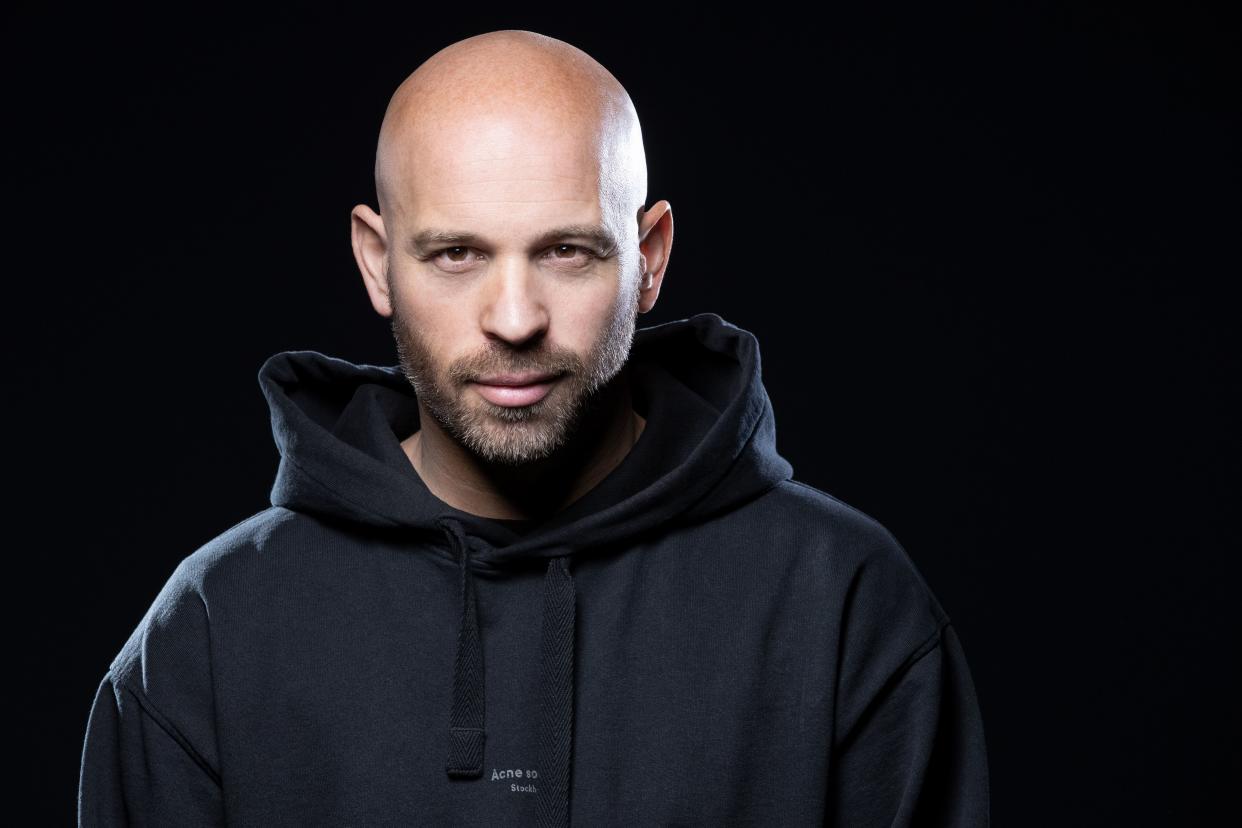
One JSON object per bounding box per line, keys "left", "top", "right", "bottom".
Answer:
{"left": 436, "top": 517, "right": 577, "bottom": 827}
{"left": 536, "top": 555, "right": 575, "bottom": 828}
{"left": 440, "top": 517, "right": 486, "bottom": 777}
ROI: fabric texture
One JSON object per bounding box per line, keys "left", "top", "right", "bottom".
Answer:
{"left": 78, "top": 312, "right": 989, "bottom": 826}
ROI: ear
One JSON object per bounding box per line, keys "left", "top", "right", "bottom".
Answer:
{"left": 635, "top": 200, "right": 673, "bottom": 313}
{"left": 350, "top": 204, "right": 393, "bottom": 317}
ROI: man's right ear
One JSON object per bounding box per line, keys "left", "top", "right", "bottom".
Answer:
{"left": 350, "top": 204, "right": 393, "bottom": 318}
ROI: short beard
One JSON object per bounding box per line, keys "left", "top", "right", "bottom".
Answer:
{"left": 389, "top": 272, "right": 641, "bottom": 466}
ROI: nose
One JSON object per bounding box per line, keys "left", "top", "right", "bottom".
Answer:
{"left": 478, "top": 257, "right": 549, "bottom": 348}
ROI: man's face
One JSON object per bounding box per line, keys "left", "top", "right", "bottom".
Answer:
{"left": 384, "top": 111, "right": 642, "bottom": 466}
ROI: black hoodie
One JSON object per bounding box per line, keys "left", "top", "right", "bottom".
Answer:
{"left": 78, "top": 312, "right": 989, "bottom": 826}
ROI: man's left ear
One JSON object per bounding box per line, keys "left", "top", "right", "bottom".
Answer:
{"left": 636, "top": 200, "right": 673, "bottom": 312}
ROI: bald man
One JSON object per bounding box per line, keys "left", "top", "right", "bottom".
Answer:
{"left": 78, "top": 30, "right": 989, "bottom": 828}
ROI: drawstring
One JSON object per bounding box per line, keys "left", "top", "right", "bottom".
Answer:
{"left": 440, "top": 517, "right": 486, "bottom": 778}
{"left": 536, "top": 555, "right": 575, "bottom": 828}
{"left": 436, "top": 517, "right": 577, "bottom": 827}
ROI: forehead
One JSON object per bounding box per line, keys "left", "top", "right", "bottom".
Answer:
{"left": 396, "top": 111, "right": 609, "bottom": 224}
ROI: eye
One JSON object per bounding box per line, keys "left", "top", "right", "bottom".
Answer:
{"left": 546, "top": 244, "right": 595, "bottom": 267}
{"left": 429, "top": 246, "right": 481, "bottom": 271}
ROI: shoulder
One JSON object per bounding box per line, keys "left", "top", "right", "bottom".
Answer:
{"left": 98, "top": 507, "right": 306, "bottom": 765}
{"left": 757, "top": 479, "right": 953, "bottom": 709}
{"left": 763, "top": 478, "right": 909, "bottom": 547}
{"left": 107, "top": 506, "right": 305, "bottom": 691}
{"left": 756, "top": 479, "right": 946, "bottom": 612}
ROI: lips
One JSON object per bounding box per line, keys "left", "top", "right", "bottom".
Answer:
{"left": 471, "top": 373, "right": 562, "bottom": 407}
{"left": 474, "top": 372, "right": 560, "bottom": 387}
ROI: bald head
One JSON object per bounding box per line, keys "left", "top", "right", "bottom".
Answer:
{"left": 374, "top": 30, "right": 647, "bottom": 231}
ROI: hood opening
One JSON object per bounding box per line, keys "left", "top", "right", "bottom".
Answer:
{"left": 257, "top": 313, "right": 794, "bottom": 824}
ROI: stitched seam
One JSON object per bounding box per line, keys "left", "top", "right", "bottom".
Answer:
{"left": 116, "top": 678, "right": 223, "bottom": 788}
{"left": 836, "top": 618, "right": 953, "bottom": 751}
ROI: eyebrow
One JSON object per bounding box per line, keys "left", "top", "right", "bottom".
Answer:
{"left": 408, "top": 224, "right": 619, "bottom": 257}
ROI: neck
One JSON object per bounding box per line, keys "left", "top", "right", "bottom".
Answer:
{"left": 401, "top": 368, "right": 646, "bottom": 520}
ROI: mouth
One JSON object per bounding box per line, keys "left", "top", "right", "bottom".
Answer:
{"left": 470, "top": 373, "right": 563, "bottom": 407}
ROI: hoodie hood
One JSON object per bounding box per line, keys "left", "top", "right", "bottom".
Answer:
{"left": 257, "top": 312, "right": 793, "bottom": 827}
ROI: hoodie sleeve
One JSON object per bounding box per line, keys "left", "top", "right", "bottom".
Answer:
{"left": 827, "top": 622, "right": 990, "bottom": 827}
{"left": 78, "top": 671, "right": 225, "bottom": 827}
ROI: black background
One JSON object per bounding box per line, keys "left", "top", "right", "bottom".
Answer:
{"left": 12, "top": 3, "right": 1238, "bottom": 825}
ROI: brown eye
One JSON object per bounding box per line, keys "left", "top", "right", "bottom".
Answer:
{"left": 430, "top": 246, "right": 478, "bottom": 271}
{"left": 547, "top": 245, "right": 594, "bottom": 268}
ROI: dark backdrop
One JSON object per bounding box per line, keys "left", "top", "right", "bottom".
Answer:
{"left": 12, "top": 4, "right": 1238, "bottom": 825}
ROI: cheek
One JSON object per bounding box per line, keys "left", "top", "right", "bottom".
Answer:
{"left": 393, "top": 268, "right": 453, "bottom": 326}
{"left": 392, "top": 288, "right": 456, "bottom": 362}
{"left": 554, "top": 279, "right": 628, "bottom": 346}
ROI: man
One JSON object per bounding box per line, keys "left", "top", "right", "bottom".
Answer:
{"left": 78, "top": 29, "right": 989, "bottom": 827}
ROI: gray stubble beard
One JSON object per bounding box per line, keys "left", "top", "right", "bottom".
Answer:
{"left": 389, "top": 268, "right": 642, "bottom": 466}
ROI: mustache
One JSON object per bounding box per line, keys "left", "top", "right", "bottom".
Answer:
{"left": 450, "top": 350, "right": 582, "bottom": 384}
